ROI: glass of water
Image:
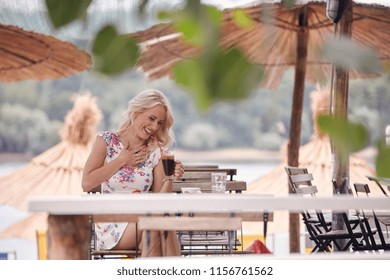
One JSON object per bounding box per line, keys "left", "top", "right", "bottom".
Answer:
{"left": 211, "top": 172, "right": 227, "bottom": 193}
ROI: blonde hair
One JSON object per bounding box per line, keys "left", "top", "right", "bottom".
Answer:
{"left": 118, "top": 89, "right": 174, "bottom": 148}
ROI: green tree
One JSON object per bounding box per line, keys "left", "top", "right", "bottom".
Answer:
{"left": 0, "top": 103, "right": 60, "bottom": 154}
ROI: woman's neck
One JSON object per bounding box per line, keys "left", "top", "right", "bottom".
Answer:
{"left": 119, "top": 128, "right": 146, "bottom": 147}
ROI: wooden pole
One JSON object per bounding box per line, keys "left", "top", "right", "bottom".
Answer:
{"left": 287, "top": 6, "right": 308, "bottom": 253}
{"left": 331, "top": 0, "right": 353, "bottom": 251}
{"left": 46, "top": 214, "right": 91, "bottom": 259}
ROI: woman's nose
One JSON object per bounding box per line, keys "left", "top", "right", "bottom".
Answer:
{"left": 151, "top": 121, "right": 158, "bottom": 130}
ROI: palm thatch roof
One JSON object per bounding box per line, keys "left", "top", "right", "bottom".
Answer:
{"left": 129, "top": 1, "right": 389, "bottom": 89}
{"left": 0, "top": 93, "right": 102, "bottom": 211}
{"left": 0, "top": 23, "right": 91, "bottom": 82}
{"left": 0, "top": 93, "right": 101, "bottom": 240}
{"left": 244, "top": 86, "right": 380, "bottom": 234}
{"left": 0, "top": 213, "right": 47, "bottom": 240}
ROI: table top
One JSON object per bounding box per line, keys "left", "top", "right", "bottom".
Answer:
{"left": 28, "top": 193, "right": 390, "bottom": 215}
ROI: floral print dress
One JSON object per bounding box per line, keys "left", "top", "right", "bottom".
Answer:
{"left": 95, "top": 131, "right": 161, "bottom": 250}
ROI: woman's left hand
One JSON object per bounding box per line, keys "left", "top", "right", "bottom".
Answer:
{"left": 174, "top": 160, "right": 185, "bottom": 179}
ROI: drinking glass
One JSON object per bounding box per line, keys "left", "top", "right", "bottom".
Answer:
{"left": 162, "top": 149, "right": 175, "bottom": 181}
{"left": 211, "top": 172, "right": 227, "bottom": 193}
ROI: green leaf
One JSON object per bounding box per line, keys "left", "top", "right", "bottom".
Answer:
{"left": 175, "top": 15, "right": 204, "bottom": 45}
{"left": 204, "top": 5, "right": 222, "bottom": 25}
{"left": 173, "top": 47, "right": 264, "bottom": 112}
{"left": 45, "top": 0, "right": 92, "bottom": 29}
{"left": 92, "top": 25, "right": 140, "bottom": 76}
{"left": 173, "top": 60, "right": 211, "bottom": 111}
{"left": 376, "top": 140, "right": 390, "bottom": 178}
{"left": 92, "top": 26, "right": 117, "bottom": 55}
{"left": 317, "top": 115, "right": 368, "bottom": 164}
{"left": 281, "top": 0, "right": 297, "bottom": 8}
{"left": 233, "top": 9, "right": 254, "bottom": 28}
{"left": 158, "top": 1, "right": 221, "bottom": 47}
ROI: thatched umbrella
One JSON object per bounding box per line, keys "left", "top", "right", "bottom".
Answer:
{"left": 0, "top": 213, "right": 47, "bottom": 240}
{"left": 130, "top": 1, "right": 388, "bottom": 87}
{"left": 0, "top": 93, "right": 101, "bottom": 240}
{"left": 0, "top": 93, "right": 102, "bottom": 211}
{"left": 244, "top": 86, "right": 380, "bottom": 234}
{"left": 0, "top": 23, "right": 91, "bottom": 82}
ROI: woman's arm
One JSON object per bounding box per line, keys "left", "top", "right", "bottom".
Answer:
{"left": 81, "top": 137, "right": 124, "bottom": 192}
{"left": 82, "top": 137, "right": 147, "bottom": 192}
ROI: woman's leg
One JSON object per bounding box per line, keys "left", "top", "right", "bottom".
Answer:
{"left": 140, "top": 230, "right": 163, "bottom": 257}
{"left": 140, "top": 230, "right": 180, "bottom": 257}
{"left": 113, "top": 222, "right": 140, "bottom": 250}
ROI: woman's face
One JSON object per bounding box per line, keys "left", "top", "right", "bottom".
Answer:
{"left": 132, "top": 105, "right": 167, "bottom": 141}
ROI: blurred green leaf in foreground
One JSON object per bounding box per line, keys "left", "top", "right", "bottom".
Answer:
{"left": 174, "top": 48, "right": 264, "bottom": 111}
{"left": 317, "top": 114, "right": 368, "bottom": 164}
{"left": 45, "top": 0, "right": 92, "bottom": 29}
{"left": 92, "top": 25, "right": 140, "bottom": 76}
{"left": 160, "top": 0, "right": 263, "bottom": 111}
{"left": 376, "top": 140, "right": 390, "bottom": 178}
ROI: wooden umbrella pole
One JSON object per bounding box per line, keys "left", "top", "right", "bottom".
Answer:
{"left": 287, "top": 5, "right": 309, "bottom": 253}
{"left": 332, "top": 0, "right": 353, "bottom": 251}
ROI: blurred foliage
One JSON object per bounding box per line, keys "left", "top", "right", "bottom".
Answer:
{"left": 92, "top": 25, "right": 140, "bottom": 75}
{"left": 45, "top": 0, "right": 263, "bottom": 111}
{"left": 174, "top": 48, "right": 264, "bottom": 111}
{"left": 45, "top": 0, "right": 92, "bottom": 28}
{"left": 182, "top": 122, "right": 219, "bottom": 149}
{"left": 232, "top": 8, "right": 255, "bottom": 28}
{"left": 376, "top": 140, "right": 390, "bottom": 178}
{"left": 159, "top": 0, "right": 264, "bottom": 110}
{"left": 0, "top": 103, "right": 60, "bottom": 154}
{"left": 317, "top": 115, "right": 369, "bottom": 164}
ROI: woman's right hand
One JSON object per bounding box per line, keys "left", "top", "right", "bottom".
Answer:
{"left": 118, "top": 144, "right": 148, "bottom": 166}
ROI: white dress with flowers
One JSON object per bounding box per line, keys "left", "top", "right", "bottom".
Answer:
{"left": 95, "top": 131, "right": 161, "bottom": 250}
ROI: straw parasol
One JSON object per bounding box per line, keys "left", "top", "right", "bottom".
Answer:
{"left": 0, "top": 93, "right": 101, "bottom": 240}
{"left": 245, "top": 86, "right": 380, "bottom": 234}
{"left": 0, "top": 213, "right": 47, "bottom": 240}
{"left": 129, "top": 1, "right": 389, "bottom": 88}
{"left": 0, "top": 23, "right": 91, "bottom": 82}
{"left": 0, "top": 93, "right": 102, "bottom": 211}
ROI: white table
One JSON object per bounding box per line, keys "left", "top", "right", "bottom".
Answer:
{"left": 28, "top": 193, "right": 390, "bottom": 259}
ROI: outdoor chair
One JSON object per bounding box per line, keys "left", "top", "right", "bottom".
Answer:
{"left": 366, "top": 175, "right": 390, "bottom": 197}
{"left": 350, "top": 183, "right": 390, "bottom": 251}
{"left": 293, "top": 183, "right": 364, "bottom": 252}
{"left": 285, "top": 166, "right": 362, "bottom": 232}
{"left": 285, "top": 166, "right": 332, "bottom": 233}
{"left": 366, "top": 176, "right": 390, "bottom": 236}
{"left": 285, "top": 166, "right": 364, "bottom": 252}
{"left": 87, "top": 186, "right": 141, "bottom": 260}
